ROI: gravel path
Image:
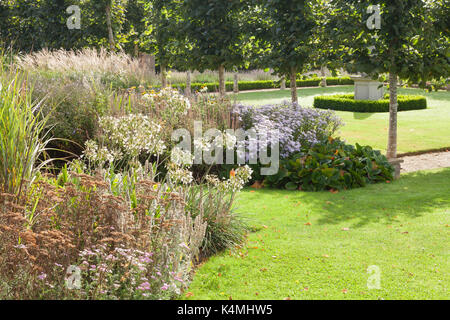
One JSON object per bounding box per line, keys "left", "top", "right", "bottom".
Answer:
{"left": 400, "top": 150, "right": 450, "bottom": 173}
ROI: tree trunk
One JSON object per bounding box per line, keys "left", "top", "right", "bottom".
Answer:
{"left": 320, "top": 66, "right": 327, "bottom": 87}
{"left": 387, "top": 72, "right": 398, "bottom": 159}
{"left": 233, "top": 73, "right": 239, "bottom": 93}
{"left": 160, "top": 63, "right": 167, "bottom": 88}
{"left": 218, "top": 64, "right": 226, "bottom": 98}
{"left": 185, "top": 70, "right": 192, "bottom": 97}
{"left": 105, "top": 4, "right": 115, "bottom": 51}
{"left": 280, "top": 76, "right": 286, "bottom": 90}
{"left": 149, "top": 55, "right": 156, "bottom": 75}
{"left": 290, "top": 67, "right": 298, "bottom": 104}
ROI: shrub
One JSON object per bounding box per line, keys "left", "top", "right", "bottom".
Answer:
{"left": 185, "top": 166, "right": 253, "bottom": 258}
{"left": 82, "top": 110, "right": 251, "bottom": 259}
{"left": 169, "top": 77, "right": 355, "bottom": 93}
{"left": 31, "top": 74, "right": 110, "bottom": 157}
{"left": 264, "top": 138, "right": 394, "bottom": 191}
{"left": 314, "top": 94, "right": 427, "bottom": 112}
{"left": 425, "top": 77, "right": 448, "bottom": 92}
{"left": 325, "top": 77, "right": 354, "bottom": 86}
{"left": 234, "top": 102, "right": 343, "bottom": 158}
{"left": 286, "top": 78, "right": 322, "bottom": 87}
{"left": 0, "top": 167, "right": 207, "bottom": 299}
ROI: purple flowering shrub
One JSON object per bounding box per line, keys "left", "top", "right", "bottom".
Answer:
{"left": 234, "top": 101, "right": 343, "bottom": 158}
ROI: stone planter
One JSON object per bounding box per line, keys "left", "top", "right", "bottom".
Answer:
{"left": 350, "top": 76, "right": 384, "bottom": 101}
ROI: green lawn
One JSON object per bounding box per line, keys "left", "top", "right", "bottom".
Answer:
{"left": 185, "top": 168, "right": 450, "bottom": 300}
{"left": 234, "top": 86, "right": 450, "bottom": 154}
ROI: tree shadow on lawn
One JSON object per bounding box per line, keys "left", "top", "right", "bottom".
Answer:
{"left": 353, "top": 112, "right": 374, "bottom": 120}
{"left": 308, "top": 168, "right": 450, "bottom": 228}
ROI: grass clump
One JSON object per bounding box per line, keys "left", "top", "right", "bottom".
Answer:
{"left": 0, "top": 70, "right": 51, "bottom": 195}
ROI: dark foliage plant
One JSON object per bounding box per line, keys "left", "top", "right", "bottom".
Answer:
{"left": 264, "top": 138, "right": 394, "bottom": 191}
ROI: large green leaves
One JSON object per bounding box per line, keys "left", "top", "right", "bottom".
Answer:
{"left": 264, "top": 138, "right": 394, "bottom": 191}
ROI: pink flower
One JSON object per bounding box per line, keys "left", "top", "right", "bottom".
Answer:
{"left": 161, "top": 284, "right": 169, "bottom": 291}
{"left": 138, "top": 282, "right": 151, "bottom": 291}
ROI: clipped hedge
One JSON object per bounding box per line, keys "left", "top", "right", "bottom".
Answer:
{"left": 325, "top": 77, "right": 355, "bottom": 86}
{"left": 286, "top": 78, "right": 322, "bottom": 87}
{"left": 314, "top": 94, "right": 427, "bottom": 113}
{"left": 168, "top": 77, "right": 354, "bottom": 93}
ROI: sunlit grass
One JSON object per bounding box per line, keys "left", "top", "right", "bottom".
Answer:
{"left": 185, "top": 168, "right": 450, "bottom": 300}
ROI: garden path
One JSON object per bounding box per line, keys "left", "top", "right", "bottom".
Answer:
{"left": 400, "top": 150, "right": 450, "bottom": 173}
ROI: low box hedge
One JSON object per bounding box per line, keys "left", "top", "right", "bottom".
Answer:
{"left": 313, "top": 94, "right": 427, "bottom": 112}
{"left": 168, "top": 77, "right": 354, "bottom": 92}
{"left": 325, "top": 76, "right": 354, "bottom": 86}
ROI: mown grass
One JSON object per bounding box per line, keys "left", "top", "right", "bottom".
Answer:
{"left": 185, "top": 168, "right": 450, "bottom": 300}
{"left": 234, "top": 86, "right": 450, "bottom": 154}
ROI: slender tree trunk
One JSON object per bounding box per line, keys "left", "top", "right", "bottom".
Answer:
{"left": 149, "top": 55, "right": 156, "bottom": 75}
{"left": 105, "top": 4, "right": 115, "bottom": 51}
{"left": 387, "top": 72, "right": 398, "bottom": 159}
{"left": 185, "top": 70, "right": 192, "bottom": 97}
{"left": 320, "top": 66, "right": 327, "bottom": 87}
{"left": 280, "top": 76, "right": 286, "bottom": 90}
{"left": 161, "top": 63, "right": 167, "bottom": 88}
{"left": 233, "top": 73, "right": 239, "bottom": 94}
{"left": 218, "top": 64, "right": 226, "bottom": 98}
{"left": 290, "top": 67, "right": 298, "bottom": 104}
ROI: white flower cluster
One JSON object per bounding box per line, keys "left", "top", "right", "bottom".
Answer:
{"left": 170, "top": 147, "right": 194, "bottom": 167}
{"left": 223, "top": 132, "right": 237, "bottom": 150}
{"left": 166, "top": 163, "right": 194, "bottom": 185}
{"left": 98, "top": 114, "right": 166, "bottom": 158}
{"left": 193, "top": 131, "right": 238, "bottom": 155}
{"left": 142, "top": 87, "right": 191, "bottom": 117}
{"left": 83, "top": 140, "right": 116, "bottom": 164}
{"left": 206, "top": 165, "right": 253, "bottom": 193}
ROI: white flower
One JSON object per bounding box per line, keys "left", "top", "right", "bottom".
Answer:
{"left": 223, "top": 132, "right": 237, "bottom": 150}
{"left": 170, "top": 147, "right": 194, "bottom": 167}
{"left": 206, "top": 165, "right": 253, "bottom": 193}
{"left": 97, "top": 114, "right": 166, "bottom": 158}
{"left": 166, "top": 163, "right": 194, "bottom": 185}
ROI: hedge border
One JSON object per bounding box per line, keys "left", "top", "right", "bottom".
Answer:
{"left": 313, "top": 94, "right": 427, "bottom": 113}
{"left": 165, "top": 77, "right": 354, "bottom": 92}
